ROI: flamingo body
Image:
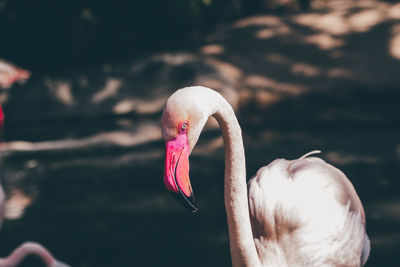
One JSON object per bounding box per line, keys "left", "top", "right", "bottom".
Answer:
{"left": 248, "top": 152, "right": 370, "bottom": 266}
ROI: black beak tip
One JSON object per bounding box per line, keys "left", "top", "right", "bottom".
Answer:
{"left": 171, "top": 191, "right": 199, "bottom": 213}
{"left": 191, "top": 204, "right": 199, "bottom": 213}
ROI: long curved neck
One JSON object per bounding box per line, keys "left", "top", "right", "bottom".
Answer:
{"left": 212, "top": 100, "right": 261, "bottom": 267}
{"left": 0, "top": 242, "right": 55, "bottom": 267}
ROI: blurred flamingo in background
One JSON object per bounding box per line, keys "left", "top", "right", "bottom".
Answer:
{"left": 161, "top": 86, "right": 370, "bottom": 266}
{"left": 0, "top": 186, "right": 69, "bottom": 267}
{"left": 0, "top": 59, "right": 30, "bottom": 90}
{"left": 0, "top": 60, "right": 69, "bottom": 267}
{"left": 0, "top": 58, "right": 31, "bottom": 128}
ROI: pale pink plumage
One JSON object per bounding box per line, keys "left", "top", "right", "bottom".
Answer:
{"left": 248, "top": 151, "right": 370, "bottom": 266}
{"left": 0, "top": 59, "right": 30, "bottom": 89}
{"left": 162, "top": 86, "right": 370, "bottom": 267}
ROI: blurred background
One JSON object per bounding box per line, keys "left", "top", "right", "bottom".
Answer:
{"left": 0, "top": 0, "right": 399, "bottom": 266}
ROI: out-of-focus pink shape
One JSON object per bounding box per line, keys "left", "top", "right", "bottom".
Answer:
{"left": 0, "top": 179, "right": 69, "bottom": 267}
{"left": 0, "top": 59, "right": 31, "bottom": 89}
{"left": 0, "top": 242, "right": 70, "bottom": 267}
{"left": 0, "top": 105, "right": 3, "bottom": 131}
{"left": 0, "top": 120, "right": 69, "bottom": 267}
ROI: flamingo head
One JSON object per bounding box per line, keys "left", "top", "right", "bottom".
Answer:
{"left": 161, "top": 86, "right": 217, "bottom": 212}
{"left": 0, "top": 59, "right": 31, "bottom": 89}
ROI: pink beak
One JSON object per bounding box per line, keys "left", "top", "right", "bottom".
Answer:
{"left": 164, "top": 133, "right": 198, "bottom": 212}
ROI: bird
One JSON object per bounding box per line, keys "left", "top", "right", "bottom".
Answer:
{"left": 161, "top": 86, "right": 370, "bottom": 267}
{"left": 0, "top": 58, "right": 30, "bottom": 131}
{"left": 0, "top": 59, "right": 30, "bottom": 90}
{"left": 0, "top": 185, "right": 69, "bottom": 267}
{"left": 0, "top": 84, "right": 69, "bottom": 266}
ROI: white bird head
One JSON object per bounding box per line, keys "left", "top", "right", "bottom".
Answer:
{"left": 161, "top": 86, "right": 222, "bottom": 212}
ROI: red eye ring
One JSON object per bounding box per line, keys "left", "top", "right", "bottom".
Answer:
{"left": 178, "top": 121, "right": 189, "bottom": 133}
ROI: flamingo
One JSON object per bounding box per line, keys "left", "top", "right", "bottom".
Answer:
{"left": 0, "top": 184, "right": 69, "bottom": 267}
{"left": 0, "top": 73, "right": 69, "bottom": 266}
{"left": 161, "top": 86, "right": 370, "bottom": 266}
{"left": 0, "top": 59, "right": 30, "bottom": 89}
{"left": 0, "top": 58, "right": 30, "bottom": 129}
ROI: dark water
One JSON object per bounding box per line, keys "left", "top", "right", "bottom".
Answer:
{"left": 0, "top": 90, "right": 399, "bottom": 267}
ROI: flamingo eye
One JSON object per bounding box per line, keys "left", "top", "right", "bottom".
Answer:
{"left": 179, "top": 122, "right": 188, "bottom": 133}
